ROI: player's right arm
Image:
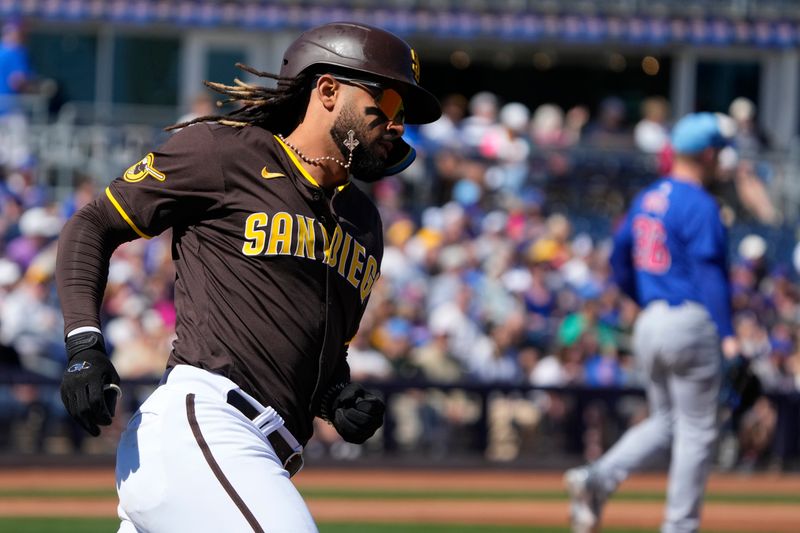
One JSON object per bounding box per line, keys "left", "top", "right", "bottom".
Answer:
{"left": 56, "top": 198, "right": 139, "bottom": 334}
{"left": 610, "top": 209, "right": 638, "bottom": 303}
{"left": 56, "top": 124, "right": 224, "bottom": 435}
{"left": 55, "top": 197, "right": 137, "bottom": 436}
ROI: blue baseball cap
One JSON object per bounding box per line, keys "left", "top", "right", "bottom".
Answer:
{"left": 670, "top": 112, "right": 736, "bottom": 154}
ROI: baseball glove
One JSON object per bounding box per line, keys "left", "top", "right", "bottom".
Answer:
{"left": 720, "top": 354, "right": 762, "bottom": 418}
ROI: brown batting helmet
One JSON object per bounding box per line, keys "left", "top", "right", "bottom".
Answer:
{"left": 280, "top": 22, "right": 441, "bottom": 125}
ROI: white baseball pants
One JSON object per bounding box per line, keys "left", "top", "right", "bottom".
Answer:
{"left": 115, "top": 365, "right": 317, "bottom": 533}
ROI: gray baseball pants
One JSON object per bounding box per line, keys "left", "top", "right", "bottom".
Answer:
{"left": 592, "top": 300, "right": 721, "bottom": 533}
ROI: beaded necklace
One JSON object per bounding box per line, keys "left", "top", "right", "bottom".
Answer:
{"left": 277, "top": 132, "right": 357, "bottom": 170}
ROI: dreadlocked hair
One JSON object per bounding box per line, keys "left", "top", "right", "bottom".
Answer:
{"left": 166, "top": 63, "right": 313, "bottom": 134}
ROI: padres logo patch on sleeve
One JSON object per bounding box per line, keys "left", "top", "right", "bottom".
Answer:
{"left": 124, "top": 153, "right": 166, "bottom": 183}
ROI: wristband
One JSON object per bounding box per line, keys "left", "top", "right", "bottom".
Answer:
{"left": 66, "top": 331, "right": 106, "bottom": 360}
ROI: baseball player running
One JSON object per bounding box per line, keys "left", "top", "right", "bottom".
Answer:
{"left": 565, "top": 112, "right": 739, "bottom": 533}
{"left": 56, "top": 22, "right": 440, "bottom": 532}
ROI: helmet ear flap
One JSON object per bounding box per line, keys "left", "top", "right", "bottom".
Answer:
{"left": 382, "top": 139, "right": 416, "bottom": 177}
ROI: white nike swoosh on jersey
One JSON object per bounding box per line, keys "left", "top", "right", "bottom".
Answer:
{"left": 261, "top": 167, "right": 286, "bottom": 179}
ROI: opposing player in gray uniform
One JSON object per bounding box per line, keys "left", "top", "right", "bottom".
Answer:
{"left": 565, "top": 112, "right": 741, "bottom": 533}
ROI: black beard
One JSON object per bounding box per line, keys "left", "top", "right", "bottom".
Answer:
{"left": 330, "top": 106, "right": 386, "bottom": 182}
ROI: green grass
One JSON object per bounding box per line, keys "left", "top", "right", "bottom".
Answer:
{"left": 298, "top": 489, "right": 800, "bottom": 505}
{"left": 0, "top": 518, "right": 542, "bottom": 533}
{"left": 0, "top": 517, "right": 119, "bottom": 533}
{"left": 321, "top": 525, "right": 568, "bottom": 533}
{"left": 0, "top": 519, "right": 607, "bottom": 533}
{"left": 0, "top": 489, "right": 117, "bottom": 500}
{"left": 1, "top": 487, "right": 798, "bottom": 505}
{"left": 0, "top": 519, "right": 772, "bottom": 533}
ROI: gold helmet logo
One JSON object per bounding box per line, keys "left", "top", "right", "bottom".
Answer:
{"left": 410, "top": 49, "right": 420, "bottom": 83}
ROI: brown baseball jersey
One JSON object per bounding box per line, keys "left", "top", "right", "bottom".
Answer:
{"left": 104, "top": 123, "right": 383, "bottom": 444}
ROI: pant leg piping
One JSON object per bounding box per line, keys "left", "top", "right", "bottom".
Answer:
{"left": 186, "top": 393, "right": 265, "bottom": 533}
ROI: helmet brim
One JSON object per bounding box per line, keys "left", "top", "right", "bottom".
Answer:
{"left": 398, "top": 82, "right": 442, "bottom": 125}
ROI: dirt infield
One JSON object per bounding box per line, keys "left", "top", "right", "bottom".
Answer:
{"left": 1, "top": 468, "right": 799, "bottom": 532}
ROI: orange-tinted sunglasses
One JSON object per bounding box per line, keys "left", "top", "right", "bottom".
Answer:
{"left": 330, "top": 75, "right": 405, "bottom": 125}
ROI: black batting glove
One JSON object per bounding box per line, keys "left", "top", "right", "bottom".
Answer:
{"left": 325, "top": 383, "right": 385, "bottom": 444}
{"left": 60, "top": 331, "right": 121, "bottom": 437}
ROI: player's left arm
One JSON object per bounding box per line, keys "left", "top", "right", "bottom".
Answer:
{"left": 694, "top": 259, "right": 734, "bottom": 338}
{"left": 318, "top": 347, "right": 385, "bottom": 444}
{"left": 318, "top": 206, "right": 385, "bottom": 444}
{"left": 318, "top": 289, "right": 385, "bottom": 443}
{"left": 685, "top": 199, "right": 734, "bottom": 340}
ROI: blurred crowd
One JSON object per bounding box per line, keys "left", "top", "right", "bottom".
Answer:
{"left": 1, "top": 24, "right": 799, "bottom": 467}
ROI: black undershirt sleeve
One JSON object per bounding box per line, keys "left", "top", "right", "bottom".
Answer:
{"left": 56, "top": 195, "right": 139, "bottom": 337}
